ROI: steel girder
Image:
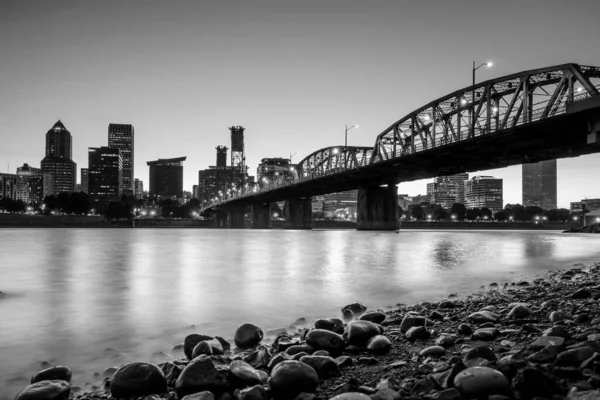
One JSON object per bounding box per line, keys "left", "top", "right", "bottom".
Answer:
{"left": 296, "top": 146, "right": 374, "bottom": 180}
{"left": 372, "top": 63, "right": 600, "bottom": 164}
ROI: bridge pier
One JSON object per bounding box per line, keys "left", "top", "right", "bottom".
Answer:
{"left": 356, "top": 182, "right": 399, "bottom": 230}
{"left": 225, "top": 204, "right": 246, "bottom": 229}
{"left": 212, "top": 210, "right": 228, "bottom": 228}
{"left": 283, "top": 197, "right": 312, "bottom": 229}
{"left": 251, "top": 202, "right": 271, "bottom": 229}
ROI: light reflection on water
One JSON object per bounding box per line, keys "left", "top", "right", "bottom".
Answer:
{"left": 0, "top": 228, "right": 599, "bottom": 398}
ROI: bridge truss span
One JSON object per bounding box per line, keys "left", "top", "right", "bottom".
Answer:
{"left": 372, "top": 63, "right": 600, "bottom": 163}
{"left": 296, "top": 146, "right": 373, "bottom": 180}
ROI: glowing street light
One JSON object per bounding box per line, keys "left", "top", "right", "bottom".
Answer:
{"left": 332, "top": 148, "right": 339, "bottom": 155}
{"left": 472, "top": 61, "right": 493, "bottom": 134}
{"left": 345, "top": 125, "right": 358, "bottom": 147}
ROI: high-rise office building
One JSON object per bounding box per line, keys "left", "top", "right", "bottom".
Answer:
{"left": 323, "top": 190, "right": 357, "bottom": 216}
{"left": 147, "top": 157, "right": 186, "bottom": 199}
{"left": 134, "top": 179, "right": 144, "bottom": 199}
{"left": 15, "top": 163, "right": 51, "bottom": 204}
{"left": 41, "top": 120, "right": 77, "bottom": 193}
{"left": 88, "top": 147, "right": 123, "bottom": 200}
{"left": 427, "top": 173, "right": 469, "bottom": 208}
{"left": 522, "top": 160, "right": 557, "bottom": 209}
{"left": 108, "top": 123, "right": 134, "bottom": 196}
{"left": 230, "top": 126, "right": 246, "bottom": 185}
{"left": 0, "top": 173, "right": 18, "bottom": 200}
{"left": 81, "top": 168, "right": 89, "bottom": 194}
{"left": 465, "top": 176, "right": 503, "bottom": 212}
{"left": 257, "top": 158, "right": 292, "bottom": 185}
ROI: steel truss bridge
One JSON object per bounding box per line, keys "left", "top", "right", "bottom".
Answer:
{"left": 202, "top": 63, "right": 600, "bottom": 228}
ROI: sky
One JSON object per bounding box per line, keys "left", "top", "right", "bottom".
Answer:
{"left": 1, "top": 0, "right": 599, "bottom": 208}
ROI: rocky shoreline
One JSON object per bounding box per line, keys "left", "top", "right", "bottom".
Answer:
{"left": 13, "top": 261, "right": 600, "bottom": 400}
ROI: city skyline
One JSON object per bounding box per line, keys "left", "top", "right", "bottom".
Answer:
{"left": 1, "top": 1, "right": 600, "bottom": 208}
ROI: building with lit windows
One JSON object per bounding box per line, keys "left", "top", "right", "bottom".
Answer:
{"left": 41, "top": 120, "right": 77, "bottom": 194}
{"left": 426, "top": 173, "right": 469, "bottom": 208}
{"left": 522, "top": 160, "right": 557, "bottom": 209}
{"left": 81, "top": 168, "right": 89, "bottom": 194}
{"left": 108, "top": 123, "right": 134, "bottom": 196}
{"left": 465, "top": 176, "right": 503, "bottom": 212}
{"left": 582, "top": 198, "right": 600, "bottom": 212}
{"left": 257, "top": 158, "right": 293, "bottom": 185}
{"left": 14, "top": 164, "right": 51, "bottom": 204}
{"left": 323, "top": 190, "right": 357, "bottom": 217}
{"left": 147, "top": 157, "right": 186, "bottom": 199}
{"left": 0, "top": 173, "right": 18, "bottom": 200}
{"left": 88, "top": 147, "right": 123, "bottom": 200}
{"left": 134, "top": 179, "right": 144, "bottom": 199}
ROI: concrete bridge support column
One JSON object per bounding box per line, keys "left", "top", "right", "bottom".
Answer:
{"left": 212, "top": 211, "right": 228, "bottom": 228}
{"left": 356, "top": 182, "right": 399, "bottom": 230}
{"left": 251, "top": 202, "right": 271, "bottom": 229}
{"left": 226, "top": 205, "right": 246, "bottom": 229}
{"left": 283, "top": 197, "right": 312, "bottom": 229}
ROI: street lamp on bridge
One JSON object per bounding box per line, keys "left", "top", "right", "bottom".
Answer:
{"left": 345, "top": 124, "right": 358, "bottom": 147}
{"left": 472, "top": 61, "right": 493, "bottom": 137}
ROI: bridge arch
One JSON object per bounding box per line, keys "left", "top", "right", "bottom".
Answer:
{"left": 372, "top": 63, "right": 600, "bottom": 164}
{"left": 296, "top": 146, "right": 373, "bottom": 179}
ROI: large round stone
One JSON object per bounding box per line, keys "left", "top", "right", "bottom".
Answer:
{"left": 192, "top": 341, "right": 214, "bottom": 358}
{"left": 229, "top": 360, "right": 262, "bottom": 389}
{"left": 184, "top": 334, "right": 213, "bottom": 359}
{"left": 453, "top": 366, "right": 509, "bottom": 397}
{"left": 175, "top": 355, "right": 230, "bottom": 397}
{"left": 329, "top": 393, "right": 371, "bottom": 400}
{"left": 110, "top": 362, "right": 167, "bottom": 397}
{"left": 366, "top": 335, "right": 392, "bottom": 354}
{"left": 305, "top": 329, "right": 345, "bottom": 356}
{"left": 268, "top": 360, "right": 319, "bottom": 400}
{"left": 15, "top": 380, "right": 70, "bottom": 400}
{"left": 314, "top": 319, "right": 344, "bottom": 334}
{"left": 467, "top": 311, "right": 499, "bottom": 324}
{"left": 508, "top": 304, "right": 532, "bottom": 319}
{"left": 358, "top": 312, "right": 386, "bottom": 324}
{"left": 31, "top": 366, "right": 72, "bottom": 384}
{"left": 299, "top": 355, "right": 341, "bottom": 379}
{"left": 341, "top": 302, "right": 367, "bottom": 316}
{"left": 346, "top": 320, "right": 380, "bottom": 347}
{"left": 420, "top": 346, "right": 446, "bottom": 357}
{"left": 234, "top": 323, "right": 264, "bottom": 349}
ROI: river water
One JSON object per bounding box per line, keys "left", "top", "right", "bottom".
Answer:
{"left": 1, "top": 228, "right": 599, "bottom": 396}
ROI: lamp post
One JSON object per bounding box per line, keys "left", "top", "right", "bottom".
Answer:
{"left": 472, "top": 61, "right": 493, "bottom": 137}
{"left": 345, "top": 125, "right": 358, "bottom": 148}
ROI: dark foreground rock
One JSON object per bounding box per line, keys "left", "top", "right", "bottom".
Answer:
{"left": 15, "top": 260, "right": 600, "bottom": 400}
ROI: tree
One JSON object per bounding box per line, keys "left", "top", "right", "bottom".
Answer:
{"left": 432, "top": 205, "right": 448, "bottom": 220}
{"left": 494, "top": 209, "right": 508, "bottom": 221}
{"left": 408, "top": 204, "right": 424, "bottom": 220}
{"left": 450, "top": 203, "right": 467, "bottom": 220}
{"left": 105, "top": 201, "right": 132, "bottom": 220}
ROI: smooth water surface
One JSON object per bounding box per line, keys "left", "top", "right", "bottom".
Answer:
{"left": 1, "top": 228, "right": 599, "bottom": 396}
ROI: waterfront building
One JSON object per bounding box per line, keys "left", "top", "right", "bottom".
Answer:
{"left": 522, "top": 160, "right": 557, "bottom": 209}
{"left": 81, "top": 168, "right": 89, "bottom": 194}
{"left": 147, "top": 157, "right": 186, "bottom": 199}
{"left": 257, "top": 158, "right": 293, "bottom": 185}
{"left": 323, "top": 190, "right": 357, "bottom": 217}
{"left": 584, "top": 209, "right": 600, "bottom": 226}
{"left": 312, "top": 195, "right": 325, "bottom": 213}
{"left": 0, "top": 173, "right": 18, "bottom": 201}
{"left": 571, "top": 202, "right": 585, "bottom": 214}
{"left": 397, "top": 194, "right": 412, "bottom": 209}
{"left": 14, "top": 164, "right": 52, "bottom": 204}
{"left": 465, "top": 175, "right": 503, "bottom": 212}
{"left": 88, "top": 147, "right": 123, "bottom": 201}
{"left": 108, "top": 123, "right": 134, "bottom": 196}
{"left": 412, "top": 194, "right": 431, "bottom": 205}
{"left": 427, "top": 173, "right": 469, "bottom": 208}
{"left": 582, "top": 198, "right": 600, "bottom": 211}
{"left": 197, "top": 146, "right": 253, "bottom": 205}
{"left": 41, "top": 120, "right": 77, "bottom": 194}
{"left": 134, "top": 179, "right": 144, "bottom": 199}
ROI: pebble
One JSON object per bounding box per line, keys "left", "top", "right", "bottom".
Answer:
{"left": 358, "top": 311, "right": 386, "bottom": 324}
{"left": 346, "top": 321, "right": 381, "bottom": 347}
{"left": 467, "top": 310, "right": 499, "bottom": 324}
{"left": 366, "top": 335, "right": 392, "bottom": 354}
{"left": 299, "top": 355, "right": 341, "bottom": 379}
{"left": 472, "top": 327, "right": 499, "bottom": 340}
{"left": 550, "top": 311, "right": 573, "bottom": 323}
{"left": 110, "top": 362, "right": 167, "bottom": 397}
{"left": 234, "top": 323, "right": 264, "bottom": 349}
{"left": 174, "top": 355, "right": 229, "bottom": 397}
{"left": 405, "top": 326, "right": 429, "bottom": 342}
{"left": 30, "top": 365, "right": 72, "bottom": 384}
{"left": 507, "top": 304, "right": 532, "bottom": 319}
{"left": 530, "top": 335, "right": 565, "bottom": 349}
{"left": 305, "top": 329, "right": 345, "bottom": 356}
{"left": 229, "top": 360, "right": 262, "bottom": 389}
{"left": 268, "top": 360, "right": 319, "bottom": 399}
{"left": 419, "top": 346, "right": 446, "bottom": 357}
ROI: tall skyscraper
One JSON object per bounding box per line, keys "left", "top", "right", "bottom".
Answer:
{"left": 465, "top": 176, "right": 503, "bottom": 212}
{"left": 108, "top": 123, "right": 134, "bottom": 196}
{"left": 147, "top": 157, "right": 186, "bottom": 199}
{"left": 230, "top": 126, "right": 245, "bottom": 185}
{"left": 426, "top": 173, "right": 469, "bottom": 208}
{"left": 88, "top": 147, "right": 123, "bottom": 200}
{"left": 522, "top": 160, "right": 557, "bottom": 209}
{"left": 41, "top": 120, "right": 77, "bottom": 193}
{"left": 81, "top": 168, "right": 89, "bottom": 194}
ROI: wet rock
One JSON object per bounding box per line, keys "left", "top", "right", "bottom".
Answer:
{"left": 366, "top": 335, "right": 392, "bottom": 354}
{"left": 14, "top": 380, "right": 71, "bottom": 400}
{"left": 306, "top": 329, "right": 345, "bottom": 356}
{"left": 420, "top": 346, "right": 446, "bottom": 357}
{"left": 406, "top": 326, "right": 429, "bottom": 342}
{"left": 457, "top": 323, "right": 472, "bottom": 335}
{"left": 235, "top": 384, "right": 268, "bottom": 400}
{"left": 567, "top": 389, "right": 600, "bottom": 400}
{"left": 371, "top": 388, "right": 401, "bottom": 399}
{"left": 508, "top": 304, "right": 532, "bottom": 319}
{"left": 268, "top": 360, "right": 319, "bottom": 400}
{"left": 110, "top": 362, "right": 168, "bottom": 397}
{"left": 31, "top": 366, "right": 72, "bottom": 384}
{"left": 184, "top": 334, "right": 213, "bottom": 360}
{"left": 341, "top": 302, "right": 367, "bottom": 317}
{"left": 103, "top": 367, "right": 118, "bottom": 378}
{"left": 453, "top": 366, "right": 509, "bottom": 397}
{"left": 300, "top": 355, "right": 341, "bottom": 379}
{"left": 472, "top": 327, "right": 499, "bottom": 340}
{"left": 329, "top": 394, "right": 371, "bottom": 400}
{"left": 438, "top": 388, "right": 461, "bottom": 400}
{"left": 182, "top": 392, "right": 215, "bottom": 400}
{"left": 267, "top": 353, "right": 292, "bottom": 371}
{"left": 229, "top": 360, "right": 262, "bottom": 389}
{"left": 400, "top": 315, "right": 426, "bottom": 333}
{"left": 286, "top": 344, "right": 315, "bottom": 356}
{"left": 335, "top": 356, "right": 354, "bottom": 369}
{"left": 513, "top": 367, "right": 564, "bottom": 399}
{"left": 244, "top": 344, "right": 273, "bottom": 369}
{"left": 234, "top": 323, "right": 264, "bottom": 349}
{"left": 557, "top": 346, "right": 595, "bottom": 366}
{"left": 346, "top": 321, "right": 381, "bottom": 346}
{"left": 431, "top": 361, "right": 466, "bottom": 390}
{"left": 429, "top": 310, "right": 444, "bottom": 320}
{"left": 438, "top": 300, "right": 456, "bottom": 309}
{"left": 527, "top": 345, "right": 560, "bottom": 363}
{"left": 435, "top": 335, "right": 455, "bottom": 347}
{"left": 411, "top": 376, "right": 440, "bottom": 394}
{"left": 358, "top": 312, "right": 386, "bottom": 324}
{"left": 572, "top": 288, "right": 592, "bottom": 299}
{"left": 543, "top": 326, "right": 571, "bottom": 338}
{"left": 175, "top": 355, "right": 230, "bottom": 397}
{"left": 314, "top": 319, "right": 344, "bottom": 334}
{"left": 550, "top": 311, "right": 573, "bottom": 323}
{"left": 530, "top": 335, "right": 565, "bottom": 351}
{"left": 463, "top": 345, "right": 496, "bottom": 362}
{"left": 357, "top": 357, "right": 378, "bottom": 365}
{"left": 159, "top": 361, "right": 183, "bottom": 386}
{"left": 467, "top": 311, "right": 499, "bottom": 324}
{"left": 192, "top": 341, "right": 214, "bottom": 358}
